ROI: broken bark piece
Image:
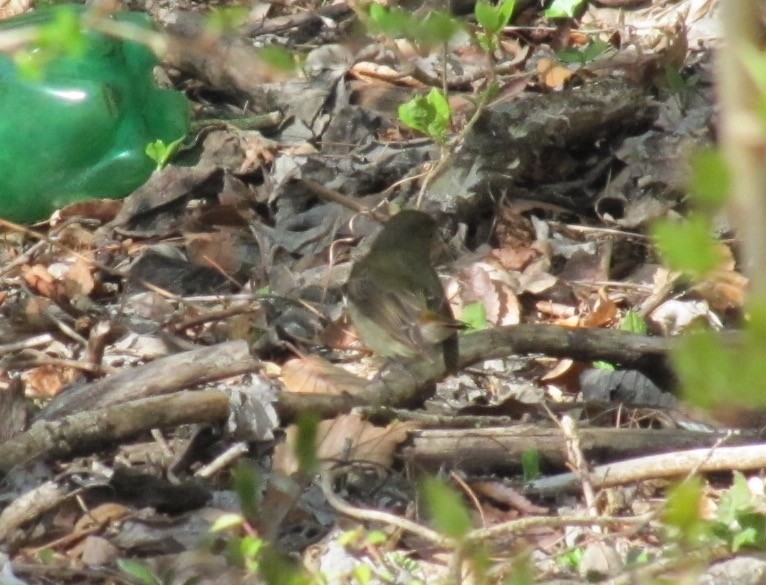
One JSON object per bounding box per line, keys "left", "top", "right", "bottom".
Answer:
{"left": 35, "top": 340, "right": 259, "bottom": 421}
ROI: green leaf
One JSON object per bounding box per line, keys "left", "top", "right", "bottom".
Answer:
{"left": 688, "top": 147, "right": 730, "bottom": 210}
{"left": 295, "top": 412, "right": 320, "bottom": 474}
{"left": 716, "top": 472, "right": 752, "bottom": 526}
{"left": 556, "top": 47, "right": 586, "bottom": 65}
{"left": 739, "top": 46, "right": 766, "bottom": 99}
{"left": 117, "top": 559, "right": 161, "bottom": 585}
{"left": 232, "top": 462, "right": 263, "bottom": 521}
{"left": 593, "top": 360, "right": 615, "bottom": 371}
{"left": 14, "top": 5, "right": 86, "bottom": 78}
{"left": 425, "top": 87, "right": 451, "bottom": 140}
{"left": 663, "top": 477, "right": 711, "bottom": 546}
{"left": 205, "top": 6, "right": 248, "bottom": 34}
{"left": 239, "top": 535, "right": 265, "bottom": 562}
{"left": 544, "top": 0, "right": 586, "bottom": 18}
{"left": 145, "top": 140, "right": 166, "bottom": 166}
{"left": 421, "top": 477, "right": 472, "bottom": 538}
{"left": 36, "top": 548, "right": 55, "bottom": 564}
{"left": 731, "top": 526, "right": 759, "bottom": 552}
{"left": 40, "top": 6, "right": 86, "bottom": 56}
{"left": 556, "top": 547, "right": 584, "bottom": 571}
{"left": 427, "top": 87, "right": 450, "bottom": 121}
{"left": 353, "top": 564, "right": 373, "bottom": 585}
{"left": 497, "top": 0, "right": 517, "bottom": 28}
{"left": 258, "top": 546, "right": 314, "bottom": 585}
{"left": 664, "top": 66, "right": 687, "bottom": 94}
{"left": 556, "top": 41, "right": 611, "bottom": 66}
{"left": 398, "top": 94, "right": 431, "bottom": 135}
{"left": 675, "top": 329, "right": 733, "bottom": 409}
{"left": 521, "top": 449, "right": 541, "bottom": 482}
{"left": 398, "top": 89, "right": 451, "bottom": 141}
{"left": 652, "top": 213, "right": 720, "bottom": 276}
{"left": 367, "top": 5, "right": 410, "bottom": 37}
{"left": 419, "top": 11, "right": 462, "bottom": 45}
{"left": 258, "top": 46, "right": 296, "bottom": 71}
{"left": 145, "top": 137, "right": 183, "bottom": 170}
{"left": 620, "top": 310, "right": 648, "bottom": 335}
{"left": 476, "top": 31, "right": 497, "bottom": 54}
{"left": 475, "top": 0, "right": 501, "bottom": 34}
{"left": 366, "top": 530, "right": 388, "bottom": 545}
{"left": 367, "top": 6, "right": 459, "bottom": 46}
{"left": 461, "top": 301, "right": 488, "bottom": 330}
{"left": 579, "top": 40, "right": 610, "bottom": 62}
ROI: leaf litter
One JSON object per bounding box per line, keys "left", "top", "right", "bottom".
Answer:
{"left": 0, "top": 0, "right": 756, "bottom": 583}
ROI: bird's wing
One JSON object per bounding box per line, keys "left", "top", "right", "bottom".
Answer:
{"left": 346, "top": 264, "right": 430, "bottom": 351}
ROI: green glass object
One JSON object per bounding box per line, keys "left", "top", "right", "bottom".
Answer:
{"left": 0, "top": 5, "right": 190, "bottom": 223}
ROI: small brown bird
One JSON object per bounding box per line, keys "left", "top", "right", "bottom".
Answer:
{"left": 345, "top": 210, "right": 462, "bottom": 373}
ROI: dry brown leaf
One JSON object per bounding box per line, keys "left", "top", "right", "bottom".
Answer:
{"left": 274, "top": 412, "right": 419, "bottom": 475}
{"left": 184, "top": 230, "right": 246, "bottom": 276}
{"left": 281, "top": 355, "right": 367, "bottom": 395}
{"left": 693, "top": 270, "right": 748, "bottom": 313}
{"left": 469, "top": 480, "right": 549, "bottom": 515}
{"left": 453, "top": 261, "right": 521, "bottom": 326}
{"left": 62, "top": 258, "right": 95, "bottom": 298}
{"left": 579, "top": 292, "right": 619, "bottom": 328}
{"left": 540, "top": 358, "right": 586, "bottom": 394}
{"left": 21, "top": 365, "right": 80, "bottom": 398}
{"left": 536, "top": 57, "right": 575, "bottom": 89}
{"left": 494, "top": 208, "right": 537, "bottom": 250}
{"left": 22, "top": 264, "right": 56, "bottom": 298}
{"left": 238, "top": 132, "right": 278, "bottom": 174}
{"left": 535, "top": 300, "right": 577, "bottom": 319}
{"left": 74, "top": 503, "right": 130, "bottom": 532}
{"left": 57, "top": 223, "right": 96, "bottom": 251}
{"left": 557, "top": 248, "right": 610, "bottom": 284}
{"left": 0, "top": 0, "right": 30, "bottom": 19}
{"left": 491, "top": 246, "right": 539, "bottom": 271}
{"left": 56, "top": 199, "right": 123, "bottom": 224}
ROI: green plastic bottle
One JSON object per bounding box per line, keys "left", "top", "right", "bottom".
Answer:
{"left": 0, "top": 5, "right": 190, "bottom": 223}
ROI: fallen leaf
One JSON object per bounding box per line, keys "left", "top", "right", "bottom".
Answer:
{"left": 281, "top": 355, "right": 367, "bottom": 395}
{"left": 536, "top": 57, "right": 575, "bottom": 89}
{"left": 275, "top": 412, "right": 419, "bottom": 475}
{"left": 21, "top": 365, "right": 80, "bottom": 398}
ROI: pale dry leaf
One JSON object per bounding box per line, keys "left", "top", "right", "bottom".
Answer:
{"left": 63, "top": 258, "right": 95, "bottom": 298}
{"left": 650, "top": 299, "right": 722, "bottom": 336}
{"left": 21, "top": 365, "right": 80, "bottom": 399}
{"left": 238, "top": 131, "right": 278, "bottom": 174}
{"left": 281, "top": 355, "right": 367, "bottom": 396}
{"left": 454, "top": 261, "right": 522, "bottom": 326}
{"left": 558, "top": 248, "right": 610, "bottom": 283}
{"left": 22, "top": 264, "right": 56, "bottom": 298}
{"left": 692, "top": 269, "right": 748, "bottom": 313}
{"left": 579, "top": 292, "right": 619, "bottom": 328}
{"left": 0, "top": 0, "right": 30, "bottom": 19}
{"left": 275, "top": 412, "right": 419, "bottom": 475}
{"left": 74, "top": 503, "right": 130, "bottom": 532}
{"left": 79, "top": 536, "right": 119, "bottom": 567}
{"left": 469, "top": 480, "right": 548, "bottom": 515}
{"left": 541, "top": 358, "right": 576, "bottom": 382}
{"left": 184, "top": 230, "right": 245, "bottom": 276}
{"left": 516, "top": 271, "right": 557, "bottom": 295}
{"left": 536, "top": 57, "right": 575, "bottom": 89}
{"left": 491, "top": 246, "right": 539, "bottom": 271}
{"left": 57, "top": 223, "right": 96, "bottom": 251}
{"left": 57, "top": 199, "right": 123, "bottom": 224}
